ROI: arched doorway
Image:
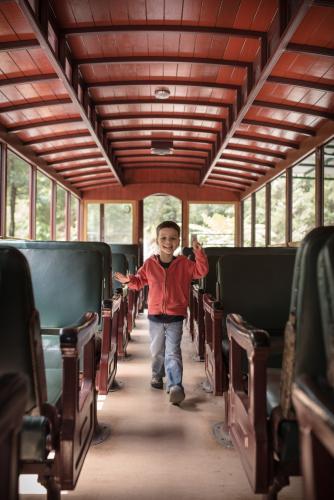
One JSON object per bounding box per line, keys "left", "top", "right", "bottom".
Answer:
{"left": 143, "top": 194, "right": 182, "bottom": 260}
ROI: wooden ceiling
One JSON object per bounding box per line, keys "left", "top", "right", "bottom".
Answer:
{"left": 0, "top": 0, "right": 333, "bottom": 196}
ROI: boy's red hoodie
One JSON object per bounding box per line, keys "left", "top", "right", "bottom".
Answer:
{"left": 127, "top": 248, "right": 208, "bottom": 317}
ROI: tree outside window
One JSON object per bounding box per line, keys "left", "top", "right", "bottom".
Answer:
{"left": 189, "top": 203, "right": 235, "bottom": 247}
{"left": 255, "top": 187, "right": 266, "bottom": 247}
{"left": 36, "top": 171, "right": 51, "bottom": 240}
{"left": 324, "top": 139, "right": 334, "bottom": 225}
{"left": 292, "top": 153, "right": 316, "bottom": 242}
{"left": 104, "top": 203, "right": 133, "bottom": 243}
{"left": 270, "top": 173, "right": 286, "bottom": 245}
{"left": 6, "top": 151, "right": 30, "bottom": 239}
{"left": 87, "top": 203, "right": 100, "bottom": 241}
{"left": 242, "top": 197, "right": 252, "bottom": 246}
{"left": 56, "top": 185, "right": 66, "bottom": 240}
{"left": 70, "top": 195, "right": 80, "bottom": 240}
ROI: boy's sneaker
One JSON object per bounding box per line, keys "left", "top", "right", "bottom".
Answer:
{"left": 169, "top": 384, "right": 185, "bottom": 404}
{"left": 151, "top": 376, "right": 163, "bottom": 389}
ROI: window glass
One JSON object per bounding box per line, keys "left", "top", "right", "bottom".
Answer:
{"left": 56, "top": 185, "right": 66, "bottom": 240}
{"left": 292, "top": 153, "right": 316, "bottom": 241}
{"left": 70, "top": 195, "right": 80, "bottom": 240}
{"left": 104, "top": 203, "right": 133, "bottom": 243}
{"left": 189, "top": 203, "right": 235, "bottom": 247}
{"left": 255, "top": 187, "right": 266, "bottom": 246}
{"left": 324, "top": 140, "right": 334, "bottom": 225}
{"left": 6, "top": 151, "right": 30, "bottom": 238}
{"left": 143, "top": 195, "right": 182, "bottom": 259}
{"left": 242, "top": 197, "right": 252, "bottom": 246}
{"left": 87, "top": 203, "right": 100, "bottom": 241}
{"left": 36, "top": 171, "right": 51, "bottom": 240}
{"left": 270, "top": 173, "right": 286, "bottom": 245}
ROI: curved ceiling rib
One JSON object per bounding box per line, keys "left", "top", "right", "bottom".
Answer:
{"left": 0, "top": 0, "right": 332, "bottom": 194}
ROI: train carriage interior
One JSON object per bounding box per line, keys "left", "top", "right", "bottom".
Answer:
{"left": 0, "top": 0, "right": 334, "bottom": 499}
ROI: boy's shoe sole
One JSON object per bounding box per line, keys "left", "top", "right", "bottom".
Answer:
{"left": 169, "top": 385, "right": 185, "bottom": 404}
{"left": 151, "top": 378, "right": 163, "bottom": 389}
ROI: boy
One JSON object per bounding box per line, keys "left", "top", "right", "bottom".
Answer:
{"left": 114, "top": 221, "right": 208, "bottom": 404}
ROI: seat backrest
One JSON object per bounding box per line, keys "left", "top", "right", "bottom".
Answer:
{"left": 291, "top": 227, "right": 334, "bottom": 381}
{"left": 278, "top": 226, "right": 334, "bottom": 418}
{"left": 112, "top": 252, "right": 129, "bottom": 290}
{"left": 0, "top": 247, "right": 46, "bottom": 413}
{"left": 219, "top": 251, "right": 297, "bottom": 334}
{"left": 0, "top": 241, "right": 104, "bottom": 328}
{"left": 2, "top": 240, "right": 112, "bottom": 299}
{"left": 318, "top": 232, "right": 334, "bottom": 388}
{"left": 206, "top": 247, "right": 296, "bottom": 299}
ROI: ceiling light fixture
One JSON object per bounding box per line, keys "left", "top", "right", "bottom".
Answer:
{"left": 154, "top": 87, "right": 171, "bottom": 100}
{"left": 151, "top": 140, "right": 173, "bottom": 156}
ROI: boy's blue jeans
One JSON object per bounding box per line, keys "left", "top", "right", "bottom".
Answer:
{"left": 149, "top": 320, "right": 183, "bottom": 389}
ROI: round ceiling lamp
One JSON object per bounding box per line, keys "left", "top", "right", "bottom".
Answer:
{"left": 154, "top": 87, "right": 171, "bottom": 100}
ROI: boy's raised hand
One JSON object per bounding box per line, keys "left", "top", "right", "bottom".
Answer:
{"left": 192, "top": 237, "right": 203, "bottom": 251}
{"left": 113, "top": 271, "right": 130, "bottom": 284}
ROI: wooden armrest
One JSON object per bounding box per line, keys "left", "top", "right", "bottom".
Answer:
{"left": 226, "top": 313, "right": 270, "bottom": 353}
{"left": 203, "top": 292, "right": 223, "bottom": 313}
{"left": 60, "top": 311, "right": 98, "bottom": 351}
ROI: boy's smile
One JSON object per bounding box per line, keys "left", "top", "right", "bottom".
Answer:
{"left": 156, "top": 227, "right": 180, "bottom": 262}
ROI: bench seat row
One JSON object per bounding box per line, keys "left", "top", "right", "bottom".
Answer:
{"left": 188, "top": 229, "right": 334, "bottom": 499}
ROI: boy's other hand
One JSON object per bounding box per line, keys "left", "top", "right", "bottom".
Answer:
{"left": 113, "top": 272, "right": 130, "bottom": 284}
{"left": 192, "top": 237, "right": 203, "bottom": 251}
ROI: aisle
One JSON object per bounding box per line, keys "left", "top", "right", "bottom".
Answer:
{"left": 22, "top": 314, "right": 303, "bottom": 500}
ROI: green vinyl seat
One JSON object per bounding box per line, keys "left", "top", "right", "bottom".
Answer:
{"left": 226, "top": 225, "right": 334, "bottom": 497}
{"left": 0, "top": 240, "right": 119, "bottom": 395}
{"left": 292, "top": 232, "right": 334, "bottom": 499}
{"left": 0, "top": 246, "right": 98, "bottom": 498}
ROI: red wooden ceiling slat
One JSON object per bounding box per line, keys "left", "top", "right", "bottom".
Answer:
{"left": 182, "top": 0, "right": 202, "bottom": 24}
{"left": 0, "top": 3, "right": 34, "bottom": 38}
{"left": 291, "top": 7, "right": 334, "bottom": 48}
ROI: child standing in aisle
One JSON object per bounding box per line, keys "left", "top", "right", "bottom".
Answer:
{"left": 114, "top": 220, "right": 208, "bottom": 404}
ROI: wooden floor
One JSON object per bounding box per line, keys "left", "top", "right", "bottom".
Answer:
{"left": 21, "top": 313, "right": 303, "bottom": 500}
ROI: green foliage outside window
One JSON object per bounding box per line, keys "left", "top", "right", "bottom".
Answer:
{"left": 255, "top": 187, "right": 266, "bottom": 246}
{"left": 324, "top": 140, "right": 334, "bottom": 225}
{"left": 36, "top": 171, "right": 51, "bottom": 240}
{"left": 56, "top": 185, "right": 66, "bottom": 240}
{"left": 242, "top": 197, "right": 252, "bottom": 246}
{"left": 6, "top": 151, "right": 30, "bottom": 239}
{"left": 144, "top": 195, "right": 182, "bottom": 258}
{"left": 70, "top": 196, "right": 79, "bottom": 240}
{"left": 104, "top": 203, "right": 133, "bottom": 243}
{"left": 87, "top": 203, "right": 100, "bottom": 241}
{"left": 270, "top": 173, "right": 286, "bottom": 245}
{"left": 292, "top": 154, "right": 316, "bottom": 242}
{"left": 189, "top": 203, "right": 235, "bottom": 247}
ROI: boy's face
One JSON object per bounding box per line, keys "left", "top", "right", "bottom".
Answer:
{"left": 156, "top": 227, "right": 180, "bottom": 257}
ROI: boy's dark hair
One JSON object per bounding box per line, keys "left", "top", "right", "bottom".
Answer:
{"left": 156, "top": 221, "right": 181, "bottom": 237}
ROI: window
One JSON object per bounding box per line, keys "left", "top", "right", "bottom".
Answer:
{"left": 104, "top": 203, "right": 133, "bottom": 243}
{"left": 56, "top": 185, "right": 66, "bottom": 240}
{"left": 242, "top": 197, "right": 252, "bottom": 246}
{"left": 70, "top": 195, "right": 80, "bottom": 240}
{"left": 324, "top": 140, "right": 334, "bottom": 225}
{"left": 6, "top": 151, "right": 30, "bottom": 238}
{"left": 291, "top": 153, "right": 316, "bottom": 241}
{"left": 270, "top": 173, "right": 286, "bottom": 245}
{"left": 87, "top": 203, "right": 100, "bottom": 241}
{"left": 189, "top": 203, "right": 235, "bottom": 247}
{"left": 36, "top": 171, "right": 52, "bottom": 240}
{"left": 254, "top": 187, "right": 266, "bottom": 247}
{"left": 143, "top": 194, "right": 182, "bottom": 259}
